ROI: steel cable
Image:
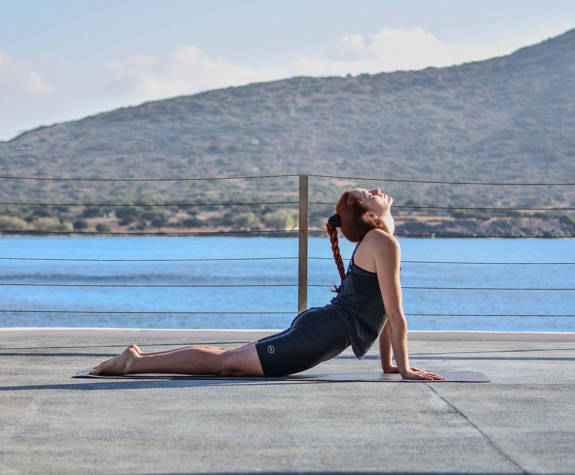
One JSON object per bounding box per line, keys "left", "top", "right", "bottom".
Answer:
{"left": 0, "top": 229, "right": 298, "bottom": 236}
{"left": 309, "top": 174, "right": 575, "bottom": 186}
{"left": 0, "top": 174, "right": 299, "bottom": 182}
{"left": 0, "top": 309, "right": 573, "bottom": 318}
{"left": 311, "top": 202, "right": 575, "bottom": 211}
{"left": 0, "top": 200, "right": 299, "bottom": 207}
{"left": 1, "top": 256, "right": 574, "bottom": 264}
{"left": 1, "top": 172, "right": 574, "bottom": 186}
{"left": 311, "top": 258, "right": 575, "bottom": 265}
{"left": 0, "top": 282, "right": 573, "bottom": 290}
{"left": 0, "top": 256, "right": 299, "bottom": 262}
{"left": 0, "top": 229, "right": 573, "bottom": 238}
{"left": 0, "top": 309, "right": 293, "bottom": 314}
{"left": 1, "top": 200, "right": 572, "bottom": 211}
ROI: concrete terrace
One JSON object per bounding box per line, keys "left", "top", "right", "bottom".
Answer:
{"left": 1, "top": 329, "right": 574, "bottom": 475}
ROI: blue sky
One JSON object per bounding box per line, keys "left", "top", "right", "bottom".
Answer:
{"left": 1, "top": 0, "right": 573, "bottom": 140}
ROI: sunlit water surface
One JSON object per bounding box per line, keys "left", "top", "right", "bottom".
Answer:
{"left": 1, "top": 236, "right": 573, "bottom": 331}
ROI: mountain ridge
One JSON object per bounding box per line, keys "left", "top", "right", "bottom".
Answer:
{"left": 1, "top": 28, "right": 574, "bottom": 236}
{"left": 5, "top": 27, "right": 572, "bottom": 144}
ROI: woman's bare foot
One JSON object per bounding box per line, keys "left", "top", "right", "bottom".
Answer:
{"left": 90, "top": 346, "right": 140, "bottom": 375}
{"left": 130, "top": 344, "right": 143, "bottom": 355}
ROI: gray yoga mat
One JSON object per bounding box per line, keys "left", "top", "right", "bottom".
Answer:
{"left": 74, "top": 368, "right": 489, "bottom": 382}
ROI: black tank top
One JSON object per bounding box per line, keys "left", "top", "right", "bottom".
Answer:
{"left": 326, "top": 242, "right": 387, "bottom": 359}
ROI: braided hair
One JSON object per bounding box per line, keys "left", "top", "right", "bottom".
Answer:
{"left": 326, "top": 189, "right": 389, "bottom": 292}
{"left": 326, "top": 214, "right": 346, "bottom": 291}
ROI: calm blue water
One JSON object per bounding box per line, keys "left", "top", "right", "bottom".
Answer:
{"left": 0, "top": 236, "right": 574, "bottom": 331}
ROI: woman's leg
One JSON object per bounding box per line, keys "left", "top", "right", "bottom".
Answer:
{"left": 89, "top": 343, "right": 264, "bottom": 376}
{"left": 104, "top": 327, "right": 296, "bottom": 372}
{"left": 129, "top": 326, "right": 298, "bottom": 358}
{"left": 129, "top": 344, "right": 227, "bottom": 357}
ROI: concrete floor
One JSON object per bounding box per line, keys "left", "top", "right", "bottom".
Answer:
{"left": 1, "top": 329, "right": 574, "bottom": 474}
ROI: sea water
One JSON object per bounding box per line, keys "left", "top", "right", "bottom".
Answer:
{"left": 0, "top": 236, "right": 573, "bottom": 331}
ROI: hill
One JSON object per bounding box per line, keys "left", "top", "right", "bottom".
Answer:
{"left": 1, "top": 28, "right": 574, "bottom": 236}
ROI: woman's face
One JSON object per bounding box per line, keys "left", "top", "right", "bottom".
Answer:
{"left": 349, "top": 187, "right": 395, "bottom": 234}
{"left": 349, "top": 188, "right": 393, "bottom": 217}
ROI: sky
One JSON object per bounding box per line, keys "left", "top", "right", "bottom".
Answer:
{"left": 0, "top": 0, "right": 573, "bottom": 141}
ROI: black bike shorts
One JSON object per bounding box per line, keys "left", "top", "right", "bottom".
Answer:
{"left": 255, "top": 307, "right": 351, "bottom": 377}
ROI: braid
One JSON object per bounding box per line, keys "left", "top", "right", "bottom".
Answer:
{"left": 326, "top": 220, "right": 346, "bottom": 292}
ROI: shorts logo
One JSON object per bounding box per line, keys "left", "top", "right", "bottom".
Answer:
{"left": 267, "top": 344, "right": 276, "bottom": 354}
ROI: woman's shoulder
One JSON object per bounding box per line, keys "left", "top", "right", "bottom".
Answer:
{"left": 363, "top": 228, "right": 399, "bottom": 250}
{"left": 354, "top": 228, "right": 400, "bottom": 272}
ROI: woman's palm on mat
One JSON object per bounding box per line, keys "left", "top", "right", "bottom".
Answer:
{"left": 384, "top": 364, "right": 445, "bottom": 380}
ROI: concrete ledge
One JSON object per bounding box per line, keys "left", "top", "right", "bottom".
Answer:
{"left": 2, "top": 327, "right": 575, "bottom": 341}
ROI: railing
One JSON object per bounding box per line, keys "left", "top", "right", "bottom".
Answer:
{"left": 0, "top": 173, "right": 574, "bottom": 327}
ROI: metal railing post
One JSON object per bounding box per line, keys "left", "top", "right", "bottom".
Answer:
{"left": 298, "top": 175, "right": 309, "bottom": 314}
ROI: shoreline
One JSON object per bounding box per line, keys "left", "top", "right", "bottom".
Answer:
{"left": 2, "top": 213, "right": 575, "bottom": 238}
{"left": 0, "top": 231, "right": 573, "bottom": 238}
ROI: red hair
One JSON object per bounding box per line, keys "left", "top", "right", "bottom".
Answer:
{"left": 325, "top": 189, "right": 389, "bottom": 291}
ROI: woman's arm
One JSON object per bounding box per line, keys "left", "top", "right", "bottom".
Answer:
{"left": 374, "top": 234, "right": 410, "bottom": 374}
{"left": 373, "top": 232, "right": 444, "bottom": 380}
{"left": 378, "top": 321, "right": 395, "bottom": 372}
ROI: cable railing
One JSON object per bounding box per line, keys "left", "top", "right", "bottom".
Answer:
{"left": 1, "top": 256, "right": 574, "bottom": 264}
{"left": 1, "top": 173, "right": 574, "bottom": 329}
{"left": 0, "top": 256, "right": 301, "bottom": 262}
{"left": 309, "top": 173, "right": 575, "bottom": 186}
{"left": 2, "top": 171, "right": 574, "bottom": 185}
{"left": 312, "top": 202, "right": 575, "bottom": 211}
{"left": 0, "top": 229, "right": 572, "bottom": 239}
{"left": 0, "top": 199, "right": 572, "bottom": 211}
{"left": 0, "top": 173, "right": 300, "bottom": 182}
{"left": 0, "top": 229, "right": 298, "bottom": 236}
{"left": 0, "top": 310, "right": 572, "bottom": 318}
{"left": 0, "top": 200, "right": 299, "bottom": 207}
{"left": 0, "top": 282, "right": 573, "bottom": 290}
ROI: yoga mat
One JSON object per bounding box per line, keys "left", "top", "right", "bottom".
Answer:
{"left": 74, "top": 369, "right": 489, "bottom": 382}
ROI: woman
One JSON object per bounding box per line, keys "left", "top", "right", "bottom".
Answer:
{"left": 90, "top": 188, "right": 443, "bottom": 380}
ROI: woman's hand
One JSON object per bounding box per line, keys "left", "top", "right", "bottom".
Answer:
{"left": 383, "top": 364, "right": 444, "bottom": 380}
{"left": 400, "top": 367, "right": 445, "bottom": 380}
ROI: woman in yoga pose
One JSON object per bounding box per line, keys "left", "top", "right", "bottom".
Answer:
{"left": 90, "top": 188, "right": 444, "bottom": 380}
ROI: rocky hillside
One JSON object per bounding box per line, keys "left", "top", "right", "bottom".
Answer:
{"left": 1, "top": 28, "right": 574, "bottom": 236}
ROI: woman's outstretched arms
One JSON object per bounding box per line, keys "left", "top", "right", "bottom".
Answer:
{"left": 373, "top": 231, "right": 444, "bottom": 380}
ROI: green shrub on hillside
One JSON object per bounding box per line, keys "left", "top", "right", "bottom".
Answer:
{"left": 82, "top": 207, "right": 111, "bottom": 219}
{"left": 33, "top": 217, "right": 70, "bottom": 232}
{"left": 73, "top": 219, "right": 89, "bottom": 230}
{"left": 231, "top": 212, "right": 261, "bottom": 230}
{"left": 261, "top": 209, "right": 297, "bottom": 229}
{"left": 96, "top": 223, "right": 112, "bottom": 232}
{"left": 0, "top": 216, "right": 28, "bottom": 231}
{"left": 559, "top": 215, "right": 575, "bottom": 227}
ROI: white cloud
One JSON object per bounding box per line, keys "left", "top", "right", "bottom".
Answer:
{"left": 2, "top": 25, "right": 563, "bottom": 141}
{"left": 105, "top": 45, "right": 286, "bottom": 101}
{"left": 293, "top": 27, "right": 505, "bottom": 76}
{"left": 103, "top": 28, "right": 510, "bottom": 105}
{"left": 0, "top": 50, "right": 51, "bottom": 95}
